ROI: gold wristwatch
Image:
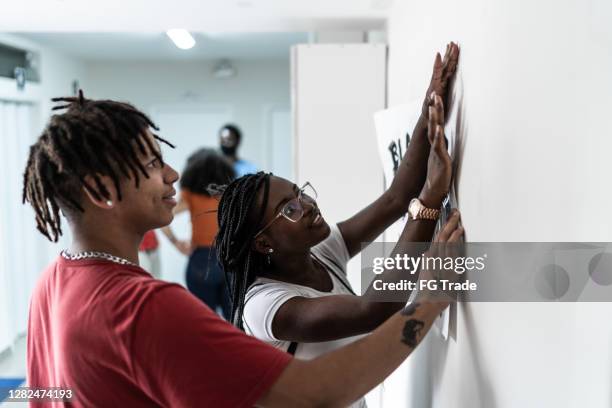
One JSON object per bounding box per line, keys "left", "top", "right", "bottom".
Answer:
{"left": 408, "top": 198, "right": 441, "bottom": 221}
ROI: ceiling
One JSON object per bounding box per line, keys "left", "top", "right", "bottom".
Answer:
{"left": 18, "top": 32, "right": 311, "bottom": 61}
{"left": 2, "top": 0, "right": 391, "bottom": 32}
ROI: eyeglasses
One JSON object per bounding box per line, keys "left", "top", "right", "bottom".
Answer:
{"left": 254, "top": 182, "right": 318, "bottom": 238}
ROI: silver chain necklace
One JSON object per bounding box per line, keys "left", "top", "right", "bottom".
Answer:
{"left": 61, "top": 250, "right": 137, "bottom": 267}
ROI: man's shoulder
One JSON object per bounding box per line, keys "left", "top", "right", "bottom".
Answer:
{"left": 106, "top": 273, "right": 184, "bottom": 310}
{"left": 234, "top": 159, "right": 258, "bottom": 175}
{"left": 53, "top": 258, "right": 184, "bottom": 317}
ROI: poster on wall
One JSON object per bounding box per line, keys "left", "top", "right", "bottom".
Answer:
{"left": 373, "top": 99, "right": 460, "bottom": 341}
{"left": 373, "top": 100, "right": 421, "bottom": 242}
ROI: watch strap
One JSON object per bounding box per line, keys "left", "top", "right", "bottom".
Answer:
{"left": 416, "top": 206, "right": 441, "bottom": 220}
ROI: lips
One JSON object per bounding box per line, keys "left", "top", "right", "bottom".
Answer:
{"left": 162, "top": 189, "right": 177, "bottom": 206}
{"left": 162, "top": 189, "right": 176, "bottom": 200}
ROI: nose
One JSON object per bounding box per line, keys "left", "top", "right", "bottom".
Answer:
{"left": 164, "top": 162, "right": 179, "bottom": 184}
{"left": 301, "top": 199, "right": 317, "bottom": 216}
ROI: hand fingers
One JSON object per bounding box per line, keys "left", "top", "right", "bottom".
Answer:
{"left": 442, "top": 43, "right": 452, "bottom": 70}
{"left": 444, "top": 42, "right": 460, "bottom": 79}
{"left": 428, "top": 91, "right": 444, "bottom": 145}
{"left": 451, "top": 42, "right": 460, "bottom": 63}
{"left": 447, "top": 42, "right": 457, "bottom": 61}
{"left": 433, "top": 52, "right": 442, "bottom": 73}
{"left": 433, "top": 126, "right": 452, "bottom": 171}
{"left": 428, "top": 52, "right": 442, "bottom": 86}
{"left": 436, "top": 210, "right": 461, "bottom": 242}
{"left": 434, "top": 125, "right": 449, "bottom": 156}
{"left": 434, "top": 94, "right": 445, "bottom": 126}
{"left": 428, "top": 106, "right": 436, "bottom": 144}
{"left": 448, "top": 225, "right": 465, "bottom": 242}
{"left": 427, "top": 90, "right": 436, "bottom": 106}
{"left": 432, "top": 52, "right": 443, "bottom": 83}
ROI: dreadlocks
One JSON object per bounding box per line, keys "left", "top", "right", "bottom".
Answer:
{"left": 215, "top": 172, "right": 271, "bottom": 329}
{"left": 22, "top": 90, "right": 174, "bottom": 242}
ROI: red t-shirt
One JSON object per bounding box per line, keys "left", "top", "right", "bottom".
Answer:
{"left": 27, "top": 256, "right": 292, "bottom": 407}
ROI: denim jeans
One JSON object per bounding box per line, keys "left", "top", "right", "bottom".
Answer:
{"left": 185, "top": 246, "right": 230, "bottom": 320}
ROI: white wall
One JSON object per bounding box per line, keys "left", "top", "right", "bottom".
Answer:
{"left": 292, "top": 44, "right": 387, "bottom": 288}
{"left": 0, "top": 34, "right": 86, "bottom": 350}
{"left": 81, "top": 59, "right": 290, "bottom": 171}
{"left": 384, "top": 0, "right": 612, "bottom": 407}
{"left": 0, "top": 34, "right": 86, "bottom": 121}
{"left": 0, "top": 33, "right": 87, "bottom": 268}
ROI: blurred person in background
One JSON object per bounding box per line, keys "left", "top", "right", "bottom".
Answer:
{"left": 162, "top": 148, "right": 235, "bottom": 319}
{"left": 219, "top": 124, "right": 257, "bottom": 177}
{"left": 138, "top": 230, "right": 161, "bottom": 278}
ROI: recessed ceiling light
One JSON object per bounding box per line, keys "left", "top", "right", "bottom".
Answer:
{"left": 213, "top": 60, "right": 237, "bottom": 79}
{"left": 166, "top": 29, "right": 196, "bottom": 50}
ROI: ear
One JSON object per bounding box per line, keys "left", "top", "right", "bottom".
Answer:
{"left": 82, "top": 174, "right": 118, "bottom": 210}
{"left": 253, "top": 235, "right": 274, "bottom": 255}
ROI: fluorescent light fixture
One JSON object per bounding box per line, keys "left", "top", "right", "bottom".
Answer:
{"left": 166, "top": 29, "right": 196, "bottom": 50}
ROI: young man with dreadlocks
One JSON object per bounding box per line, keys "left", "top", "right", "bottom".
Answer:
{"left": 24, "top": 89, "right": 459, "bottom": 406}
{"left": 24, "top": 92, "right": 289, "bottom": 407}
{"left": 215, "top": 43, "right": 461, "bottom": 408}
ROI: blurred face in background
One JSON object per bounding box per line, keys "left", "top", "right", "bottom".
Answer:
{"left": 219, "top": 127, "right": 239, "bottom": 157}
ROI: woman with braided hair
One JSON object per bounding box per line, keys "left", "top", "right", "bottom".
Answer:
{"left": 215, "top": 43, "right": 461, "bottom": 408}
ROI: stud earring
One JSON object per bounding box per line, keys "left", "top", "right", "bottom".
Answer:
{"left": 106, "top": 200, "right": 113, "bottom": 206}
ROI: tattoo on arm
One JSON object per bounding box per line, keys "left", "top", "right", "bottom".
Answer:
{"left": 402, "top": 320, "right": 425, "bottom": 348}
{"left": 401, "top": 302, "right": 424, "bottom": 348}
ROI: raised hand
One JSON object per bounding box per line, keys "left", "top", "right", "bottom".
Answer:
{"left": 419, "top": 93, "right": 452, "bottom": 208}
{"left": 422, "top": 42, "right": 460, "bottom": 119}
{"left": 434, "top": 209, "right": 464, "bottom": 244}
{"left": 416, "top": 209, "right": 465, "bottom": 304}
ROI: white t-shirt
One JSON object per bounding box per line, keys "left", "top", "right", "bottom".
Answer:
{"left": 243, "top": 224, "right": 367, "bottom": 408}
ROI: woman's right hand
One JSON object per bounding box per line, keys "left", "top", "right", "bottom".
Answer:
{"left": 417, "top": 210, "right": 465, "bottom": 303}
{"left": 434, "top": 209, "right": 464, "bottom": 243}
{"left": 419, "top": 93, "right": 452, "bottom": 208}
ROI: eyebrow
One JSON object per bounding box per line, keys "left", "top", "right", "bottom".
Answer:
{"left": 151, "top": 140, "right": 163, "bottom": 159}
{"left": 145, "top": 154, "right": 160, "bottom": 164}
{"left": 149, "top": 148, "right": 164, "bottom": 160}
{"left": 272, "top": 184, "right": 299, "bottom": 214}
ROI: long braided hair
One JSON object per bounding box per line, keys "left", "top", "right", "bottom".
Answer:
{"left": 214, "top": 172, "right": 272, "bottom": 329}
{"left": 22, "top": 90, "right": 174, "bottom": 242}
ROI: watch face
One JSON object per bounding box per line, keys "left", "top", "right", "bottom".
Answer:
{"left": 408, "top": 198, "right": 420, "bottom": 219}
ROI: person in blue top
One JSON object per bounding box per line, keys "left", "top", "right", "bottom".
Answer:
{"left": 219, "top": 124, "right": 258, "bottom": 177}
